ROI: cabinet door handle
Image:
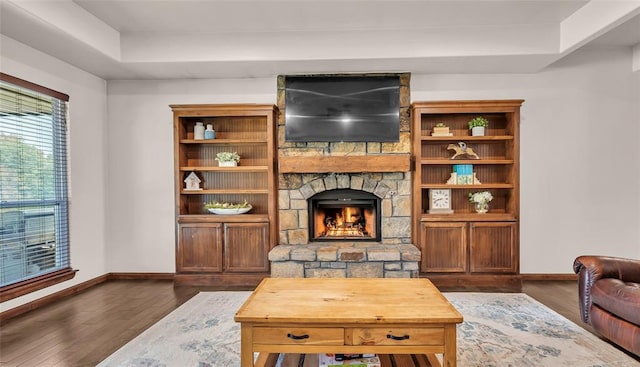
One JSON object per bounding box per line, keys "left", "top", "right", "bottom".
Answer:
{"left": 287, "top": 333, "right": 309, "bottom": 340}
{"left": 387, "top": 333, "right": 410, "bottom": 341}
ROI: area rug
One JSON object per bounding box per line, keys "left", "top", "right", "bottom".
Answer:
{"left": 97, "top": 292, "right": 637, "bottom": 367}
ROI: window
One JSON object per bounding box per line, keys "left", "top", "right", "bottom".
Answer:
{"left": 0, "top": 73, "right": 75, "bottom": 302}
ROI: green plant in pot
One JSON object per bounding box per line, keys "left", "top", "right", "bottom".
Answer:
{"left": 215, "top": 151, "right": 240, "bottom": 167}
{"left": 468, "top": 116, "right": 489, "bottom": 136}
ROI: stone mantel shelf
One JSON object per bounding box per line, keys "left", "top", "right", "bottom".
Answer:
{"left": 278, "top": 154, "right": 411, "bottom": 173}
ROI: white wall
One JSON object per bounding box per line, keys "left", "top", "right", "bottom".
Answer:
{"left": 107, "top": 47, "right": 640, "bottom": 275}
{"left": 0, "top": 36, "right": 108, "bottom": 311}
{"left": 411, "top": 47, "right": 640, "bottom": 272}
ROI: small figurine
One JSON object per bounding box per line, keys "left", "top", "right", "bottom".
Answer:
{"left": 448, "top": 142, "right": 480, "bottom": 160}
{"left": 184, "top": 171, "right": 202, "bottom": 190}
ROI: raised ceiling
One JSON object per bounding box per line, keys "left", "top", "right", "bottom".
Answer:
{"left": 1, "top": 0, "right": 639, "bottom": 80}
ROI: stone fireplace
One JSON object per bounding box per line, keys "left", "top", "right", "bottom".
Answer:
{"left": 269, "top": 72, "right": 420, "bottom": 278}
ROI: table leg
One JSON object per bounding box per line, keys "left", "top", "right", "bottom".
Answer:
{"left": 442, "top": 324, "right": 457, "bottom": 367}
{"left": 240, "top": 324, "right": 254, "bottom": 367}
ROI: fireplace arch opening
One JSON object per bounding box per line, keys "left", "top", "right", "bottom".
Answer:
{"left": 308, "top": 189, "right": 381, "bottom": 242}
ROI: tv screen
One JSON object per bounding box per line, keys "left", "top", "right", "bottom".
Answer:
{"left": 284, "top": 75, "right": 400, "bottom": 142}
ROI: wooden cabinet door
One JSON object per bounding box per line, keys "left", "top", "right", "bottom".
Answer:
{"left": 177, "top": 223, "right": 223, "bottom": 273}
{"left": 469, "top": 222, "right": 517, "bottom": 273}
{"left": 420, "top": 222, "right": 467, "bottom": 273}
{"left": 224, "top": 222, "right": 270, "bottom": 273}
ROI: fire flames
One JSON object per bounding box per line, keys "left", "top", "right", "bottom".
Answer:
{"left": 317, "top": 206, "right": 370, "bottom": 239}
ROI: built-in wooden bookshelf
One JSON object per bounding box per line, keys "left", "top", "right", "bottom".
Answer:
{"left": 171, "top": 104, "right": 277, "bottom": 286}
{"left": 412, "top": 100, "right": 524, "bottom": 291}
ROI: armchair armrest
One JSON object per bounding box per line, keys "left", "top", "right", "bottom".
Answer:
{"left": 573, "top": 255, "right": 640, "bottom": 324}
{"left": 573, "top": 256, "right": 640, "bottom": 283}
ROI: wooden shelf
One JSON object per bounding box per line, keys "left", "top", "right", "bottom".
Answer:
{"left": 420, "top": 213, "right": 517, "bottom": 222}
{"left": 421, "top": 135, "right": 514, "bottom": 141}
{"left": 420, "top": 159, "right": 514, "bottom": 165}
{"left": 179, "top": 139, "right": 267, "bottom": 144}
{"left": 420, "top": 183, "right": 514, "bottom": 189}
{"left": 181, "top": 189, "right": 269, "bottom": 194}
{"left": 180, "top": 166, "right": 268, "bottom": 172}
{"left": 279, "top": 154, "right": 411, "bottom": 173}
{"left": 178, "top": 214, "right": 270, "bottom": 223}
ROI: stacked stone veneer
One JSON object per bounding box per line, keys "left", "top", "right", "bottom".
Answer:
{"left": 270, "top": 242, "right": 421, "bottom": 278}
{"left": 278, "top": 173, "right": 413, "bottom": 245}
{"left": 270, "top": 72, "right": 420, "bottom": 278}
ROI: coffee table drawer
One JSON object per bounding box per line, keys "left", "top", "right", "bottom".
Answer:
{"left": 347, "top": 327, "right": 444, "bottom": 346}
{"left": 253, "top": 327, "right": 344, "bottom": 345}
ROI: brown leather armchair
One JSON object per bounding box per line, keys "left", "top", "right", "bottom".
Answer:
{"left": 573, "top": 255, "right": 640, "bottom": 356}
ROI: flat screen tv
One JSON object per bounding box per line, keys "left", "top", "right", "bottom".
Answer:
{"left": 284, "top": 75, "right": 400, "bottom": 142}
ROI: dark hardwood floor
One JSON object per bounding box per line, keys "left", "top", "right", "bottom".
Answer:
{"left": 0, "top": 280, "right": 633, "bottom": 366}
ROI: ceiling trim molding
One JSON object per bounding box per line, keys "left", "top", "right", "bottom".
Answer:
{"left": 2, "top": 0, "right": 639, "bottom": 79}
{"left": 560, "top": 0, "right": 640, "bottom": 53}
{"left": 4, "top": 0, "right": 121, "bottom": 60}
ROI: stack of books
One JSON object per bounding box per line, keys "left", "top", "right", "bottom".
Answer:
{"left": 453, "top": 164, "right": 474, "bottom": 184}
{"left": 319, "top": 354, "right": 381, "bottom": 367}
{"left": 432, "top": 125, "right": 453, "bottom": 136}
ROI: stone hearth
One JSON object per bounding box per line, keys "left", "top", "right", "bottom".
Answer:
{"left": 270, "top": 243, "right": 420, "bottom": 278}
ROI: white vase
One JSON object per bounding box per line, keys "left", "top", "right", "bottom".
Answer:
{"left": 471, "top": 126, "right": 485, "bottom": 136}
{"left": 218, "top": 161, "right": 238, "bottom": 167}
{"left": 194, "top": 122, "right": 205, "bottom": 140}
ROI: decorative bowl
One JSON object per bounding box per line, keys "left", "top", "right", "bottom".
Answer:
{"left": 207, "top": 205, "right": 252, "bottom": 215}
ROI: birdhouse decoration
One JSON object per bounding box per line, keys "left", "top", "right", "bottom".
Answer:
{"left": 184, "top": 172, "right": 202, "bottom": 191}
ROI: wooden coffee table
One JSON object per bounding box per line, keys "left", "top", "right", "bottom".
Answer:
{"left": 234, "top": 278, "right": 463, "bottom": 367}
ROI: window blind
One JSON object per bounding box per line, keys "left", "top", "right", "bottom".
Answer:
{"left": 0, "top": 73, "right": 70, "bottom": 288}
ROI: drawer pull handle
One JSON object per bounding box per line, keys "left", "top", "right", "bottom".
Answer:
{"left": 287, "top": 333, "right": 309, "bottom": 340}
{"left": 387, "top": 333, "right": 410, "bottom": 341}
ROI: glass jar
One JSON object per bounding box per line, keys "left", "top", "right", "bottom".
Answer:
{"left": 194, "top": 122, "right": 205, "bottom": 140}
{"left": 475, "top": 202, "right": 488, "bottom": 214}
{"left": 205, "top": 124, "right": 215, "bottom": 139}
